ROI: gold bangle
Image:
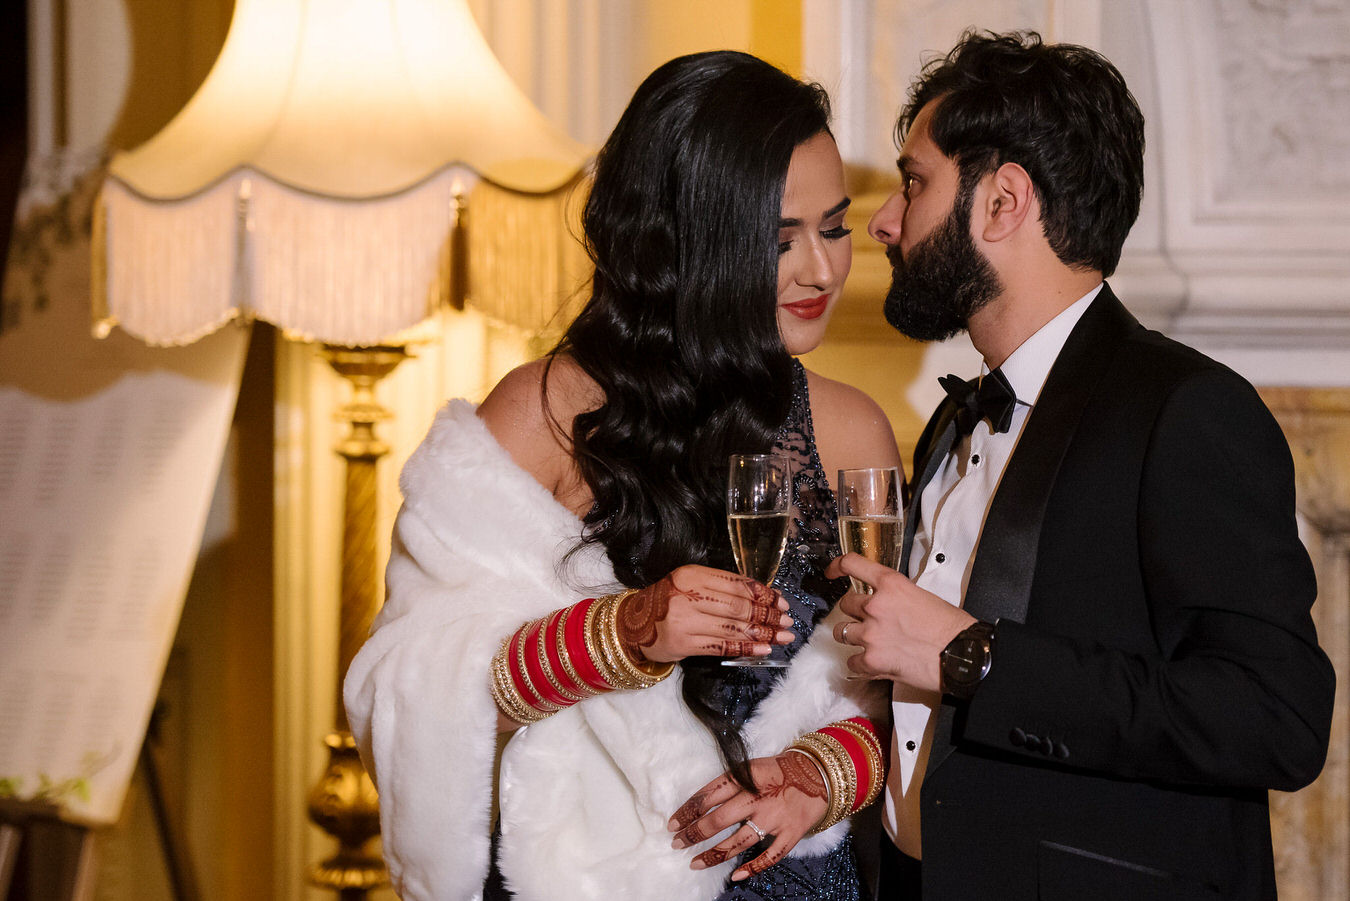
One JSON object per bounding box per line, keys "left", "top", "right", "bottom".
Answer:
{"left": 490, "top": 636, "right": 550, "bottom": 725}
{"left": 587, "top": 590, "right": 672, "bottom": 691}
{"left": 536, "top": 609, "right": 587, "bottom": 703}
{"left": 788, "top": 739, "right": 848, "bottom": 833}
{"left": 600, "top": 589, "right": 674, "bottom": 687}
{"left": 786, "top": 747, "right": 833, "bottom": 829}
{"left": 832, "top": 720, "right": 885, "bottom": 810}
{"left": 494, "top": 641, "right": 547, "bottom": 724}
{"left": 813, "top": 731, "right": 859, "bottom": 821}
{"left": 588, "top": 593, "right": 636, "bottom": 690}
{"left": 789, "top": 738, "right": 842, "bottom": 833}
{"left": 582, "top": 594, "right": 619, "bottom": 691}
{"left": 791, "top": 733, "right": 853, "bottom": 832}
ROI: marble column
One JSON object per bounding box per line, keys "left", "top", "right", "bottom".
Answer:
{"left": 1261, "top": 388, "right": 1350, "bottom": 901}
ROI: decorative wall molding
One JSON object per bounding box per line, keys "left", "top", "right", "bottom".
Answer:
{"left": 1132, "top": 0, "right": 1350, "bottom": 350}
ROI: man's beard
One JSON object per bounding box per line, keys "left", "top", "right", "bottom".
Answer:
{"left": 882, "top": 192, "right": 1001, "bottom": 342}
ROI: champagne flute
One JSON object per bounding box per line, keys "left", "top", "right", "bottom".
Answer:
{"left": 837, "top": 467, "right": 903, "bottom": 595}
{"left": 724, "top": 453, "right": 792, "bottom": 667}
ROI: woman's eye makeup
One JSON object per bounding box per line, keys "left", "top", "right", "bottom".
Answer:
{"left": 777, "top": 200, "right": 851, "bottom": 253}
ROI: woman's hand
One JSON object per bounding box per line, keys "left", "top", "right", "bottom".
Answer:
{"left": 617, "top": 565, "right": 794, "bottom": 663}
{"left": 667, "top": 753, "right": 828, "bottom": 882}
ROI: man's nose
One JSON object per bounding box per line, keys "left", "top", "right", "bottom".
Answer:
{"left": 867, "top": 190, "right": 906, "bottom": 246}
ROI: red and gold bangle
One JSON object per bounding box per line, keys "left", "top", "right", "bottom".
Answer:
{"left": 566, "top": 598, "right": 616, "bottom": 693}
{"left": 523, "top": 616, "right": 580, "bottom": 706}
{"left": 543, "top": 607, "right": 590, "bottom": 701}
{"left": 831, "top": 718, "right": 885, "bottom": 810}
{"left": 788, "top": 716, "right": 887, "bottom": 831}
{"left": 509, "top": 623, "right": 563, "bottom": 714}
{"left": 490, "top": 635, "right": 551, "bottom": 725}
{"left": 489, "top": 587, "right": 678, "bottom": 726}
{"left": 818, "top": 724, "right": 872, "bottom": 813}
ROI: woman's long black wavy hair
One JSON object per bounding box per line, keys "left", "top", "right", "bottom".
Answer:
{"left": 545, "top": 51, "right": 832, "bottom": 789}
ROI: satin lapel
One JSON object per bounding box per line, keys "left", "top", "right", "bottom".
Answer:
{"left": 900, "top": 401, "right": 960, "bottom": 573}
{"left": 926, "top": 285, "right": 1141, "bottom": 774}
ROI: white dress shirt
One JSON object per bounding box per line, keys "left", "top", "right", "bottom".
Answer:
{"left": 883, "top": 284, "right": 1102, "bottom": 857}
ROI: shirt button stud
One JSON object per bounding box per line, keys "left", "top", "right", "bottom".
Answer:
{"left": 906, "top": 740, "right": 916, "bottom": 752}
{"left": 935, "top": 553, "right": 946, "bottom": 564}
{"left": 971, "top": 454, "right": 981, "bottom": 465}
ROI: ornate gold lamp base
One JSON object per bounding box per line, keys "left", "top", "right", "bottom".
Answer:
{"left": 306, "top": 344, "right": 409, "bottom": 898}
{"left": 307, "top": 732, "right": 386, "bottom": 897}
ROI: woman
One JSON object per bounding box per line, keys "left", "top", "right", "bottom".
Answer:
{"left": 344, "top": 51, "right": 903, "bottom": 901}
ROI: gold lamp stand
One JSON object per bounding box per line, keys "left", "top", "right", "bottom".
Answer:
{"left": 306, "top": 345, "right": 409, "bottom": 899}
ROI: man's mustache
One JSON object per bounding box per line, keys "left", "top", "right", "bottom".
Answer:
{"left": 885, "top": 243, "right": 905, "bottom": 272}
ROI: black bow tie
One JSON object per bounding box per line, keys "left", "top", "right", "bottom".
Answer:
{"left": 938, "top": 368, "right": 1018, "bottom": 437}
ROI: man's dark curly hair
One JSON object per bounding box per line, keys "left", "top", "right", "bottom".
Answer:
{"left": 900, "top": 30, "right": 1145, "bottom": 277}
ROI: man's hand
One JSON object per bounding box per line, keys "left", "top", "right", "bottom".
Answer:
{"left": 826, "top": 553, "right": 974, "bottom": 692}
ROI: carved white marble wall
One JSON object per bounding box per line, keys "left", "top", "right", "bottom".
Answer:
{"left": 804, "top": 0, "right": 1350, "bottom": 388}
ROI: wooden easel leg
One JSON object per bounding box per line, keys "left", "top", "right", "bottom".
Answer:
{"left": 0, "top": 823, "right": 20, "bottom": 896}
{"left": 140, "top": 719, "right": 200, "bottom": 901}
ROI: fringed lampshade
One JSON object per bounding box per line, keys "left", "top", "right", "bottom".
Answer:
{"left": 94, "top": 0, "right": 589, "bottom": 347}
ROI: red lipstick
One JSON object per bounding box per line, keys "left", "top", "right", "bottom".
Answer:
{"left": 782, "top": 295, "right": 829, "bottom": 320}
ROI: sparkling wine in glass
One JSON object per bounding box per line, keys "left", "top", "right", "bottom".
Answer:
{"left": 724, "top": 453, "right": 792, "bottom": 667}
{"left": 837, "top": 467, "right": 904, "bottom": 595}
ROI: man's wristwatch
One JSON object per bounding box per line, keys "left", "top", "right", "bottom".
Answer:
{"left": 940, "top": 620, "right": 996, "bottom": 700}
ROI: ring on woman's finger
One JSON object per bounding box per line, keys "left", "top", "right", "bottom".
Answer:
{"left": 744, "top": 819, "right": 767, "bottom": 841}
{"left": 841, "top": 622, "right": 851, "bottom": 644}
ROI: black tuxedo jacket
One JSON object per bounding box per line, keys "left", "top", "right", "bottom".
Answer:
{"left": 906, "top": 286, "right": 1334, "bottom": 900}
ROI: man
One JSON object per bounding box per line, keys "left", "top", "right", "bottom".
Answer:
{"left": 829, "top": 30, "right": 1335, "bottom": 900}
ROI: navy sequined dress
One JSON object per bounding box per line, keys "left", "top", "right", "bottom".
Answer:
{"left": 709, "top": 358, "right": 858, "bottom": 901}
{"left": 485, "top": 359, "right": 858, "bottom": 900}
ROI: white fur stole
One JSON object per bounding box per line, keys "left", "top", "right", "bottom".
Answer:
{"left": 344, "top": 400, "right": 885, "bottom": 901}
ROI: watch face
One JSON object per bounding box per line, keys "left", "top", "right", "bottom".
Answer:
{"left": 944, "top": 637, "right": 986, "bottom": 687}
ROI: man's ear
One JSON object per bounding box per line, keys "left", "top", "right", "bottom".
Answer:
{"left": 978, "top": 162, "right": 1036, "bottom": 243}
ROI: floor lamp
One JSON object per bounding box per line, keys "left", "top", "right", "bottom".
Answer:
{"left": 93, "top": 1, "right": 587, "bottom": 895}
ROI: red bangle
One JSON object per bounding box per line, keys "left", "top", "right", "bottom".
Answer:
{"left": 843, "top": 716, "right": 886, "bottom": 773}
{"left": 819, "top": 725, "right": 871, "bottom": 812}
{"left": 523, "top": 619, "right": 573, "bottom": 708}
{"left": 838, "top": 717, "right": 886, "bottom": 808}
{"left": 507, "top": 626, "right": 549, "bottom": 711}
{"left": 543, "top": 607, "right": 589, "bottom": 698}
{"left": 843, "top": 716, "right": 876, "bottom": 738}
{"left": 564, "top": 598, "right": 614, "bottom": 692}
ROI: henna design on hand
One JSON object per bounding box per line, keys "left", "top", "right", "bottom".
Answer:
{"left": 720, "top": 640, "right": 757, "bottom": 658}
{"left": 696, "top": 847, "right": 730, "bottom": 868}
{"left": 740, "top": 845, "right": 786, "bottom": 878}
{"left": 672, "top": 786, "right": 715, "bottom": 830}
{"left": 750, "top": 604, "right": 779, "bottom": 626}
{"left": 748, "top": 581, "right": 777, "bottom": 603}
{"left": 716, "top": 621, "right": 775, "bottom": 642}
{"left": 759, "top": 754, "right": 827, "bottom": 803}
{"left": 616, "top": 579, "right": 673, "bottom": 662}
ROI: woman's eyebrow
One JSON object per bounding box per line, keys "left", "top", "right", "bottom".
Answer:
{"left": 779, "top": 196, "right": 852, "bottom": 229}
